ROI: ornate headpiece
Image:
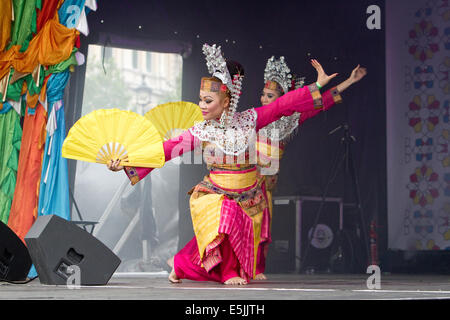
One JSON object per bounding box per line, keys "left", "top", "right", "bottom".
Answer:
{"left": 259, "top": 58, "right": 308, "bottom": 142}
{"left": 202, "top": 44, "right": 243, "bottom": 128}
{"left": 291, "top": 74, "right": 306, "bottom": 90}
{"left": 264, "top": 56, "right": 292, "bottom": 94}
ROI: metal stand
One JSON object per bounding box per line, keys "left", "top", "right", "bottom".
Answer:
{"left": 299, "top": 123, "right": 370, "bottom": 273}
{"left": 69, "top": 187, "right": 97, "bottom": 234}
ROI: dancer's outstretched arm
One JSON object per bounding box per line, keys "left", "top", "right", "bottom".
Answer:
{"left": 297, "top": 61, "right": 367, "bottom": 125}
{"left": 336, "top": 64, "right": 367, "bottom": 92}
{"left": 312, "top": 59, "right": 367, "bottom": 93}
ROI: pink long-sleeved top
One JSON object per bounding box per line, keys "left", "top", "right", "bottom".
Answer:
{"left": 124, "top": 83, "right": 342, "bottom": 184}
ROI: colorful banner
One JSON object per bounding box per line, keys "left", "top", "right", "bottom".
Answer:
{"left": 0, "top": 0, "right": 97, "bottom": 278}
{"left": 387, "top": 0, "right": 450, "bottom": 250}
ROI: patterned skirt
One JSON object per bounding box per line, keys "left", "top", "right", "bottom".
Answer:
{"left": 174, "top": 166, "right": 271, "bottom": 282}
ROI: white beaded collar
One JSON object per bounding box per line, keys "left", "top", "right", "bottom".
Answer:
{"left": 189, "top": 109, "right": 257, "bottom": 156}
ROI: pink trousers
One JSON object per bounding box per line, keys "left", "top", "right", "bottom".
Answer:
{"left": 174, "top": 236, "right": 241, "bottom": 283}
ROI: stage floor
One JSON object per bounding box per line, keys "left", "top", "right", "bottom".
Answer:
{"left": 1, "top": 272, "right": 450, "bottom": 300}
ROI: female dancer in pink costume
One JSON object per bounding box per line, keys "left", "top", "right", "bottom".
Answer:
{"left": 254, "top": 57, "right": 366, "bottom": 280}
{"left": 109, "top": 44, "right": 367, "bottom": 285}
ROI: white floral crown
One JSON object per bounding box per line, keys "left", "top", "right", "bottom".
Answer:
{"left": 264, "top": 56, "right": 292, "bottom": 94}
{"left": 202, "top": 43, "right": 244, "bottom": 128}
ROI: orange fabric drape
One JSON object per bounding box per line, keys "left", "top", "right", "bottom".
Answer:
{"left": 7, "top": 102, "right": 47, "bottom": 243}
{"left": 0, "top": 16, "right": 79, "bottom": 83}
{"left": 0, "top": 48, "right": 17, "bottom": 82}
{"left": 0, "top": 0, "right": 13, "bottom": 51}
{"left": 26, "top": 91, "right": 39, "bottom": 110}
{"left": 13, "top": 16, "right": 80, "bottom": 73}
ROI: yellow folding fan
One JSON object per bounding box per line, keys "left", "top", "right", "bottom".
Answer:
{"left": 62, "top": 108, "right": 165, "bottom": 168}
{"left": 144, "top": 101, "right": 204, "bottom": 141}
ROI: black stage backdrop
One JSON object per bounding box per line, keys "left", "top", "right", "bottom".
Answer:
{"left": 65, "top": 0, "right": 386, "bottom": 272}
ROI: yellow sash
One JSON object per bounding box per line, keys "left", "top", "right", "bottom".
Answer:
{"left": 209, "top": 168, "right": 256, "bottom": 191}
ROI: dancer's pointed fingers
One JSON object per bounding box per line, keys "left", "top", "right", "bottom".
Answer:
{"left": 329, "top": 73, "right": 339, "bottom": 79}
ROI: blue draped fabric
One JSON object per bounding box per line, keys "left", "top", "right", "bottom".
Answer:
{"left": 37, "top": 102, "right": 70, "bottom": 220}
{"left": 28, "top": 72, "right": 71, "bottom": 278}
{"left": 0, "top": 102, "right": 12, "bottom": 114}
{"left": 46, "top": 71, "right": 70, "bottom": 102}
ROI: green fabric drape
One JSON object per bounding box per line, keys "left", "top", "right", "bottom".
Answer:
{"left": 0, "top": 68, "right": 44, "bottom": 102}
{"left": 0, "top": 108, "right": 22, "bottom": 224}
{"left": 0, "top": 71, "right": 25, "bottom": 102}
{"left": 9, "top": 0, "right": 42, "bottom": 52}
{"left": 25, "top": 65, "right": 44, "bottom": 96}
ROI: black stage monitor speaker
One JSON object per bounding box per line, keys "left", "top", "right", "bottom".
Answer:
{"left": 265, "top": 199, "right": 296, "bottom": 273}
{"left": 301, "top": 201, "right": 341, "bottom": 273}
{"left": 24, "top": 215, "right": 121, "bottom": 285}
{"left": 0, "top": 221, "right": 32, "bottom": 281}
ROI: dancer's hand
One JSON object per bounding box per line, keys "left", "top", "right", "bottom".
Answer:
{"left": 311, "top": 59, "right": 338, "bottom": 88}
{"left": 107, "top": 159, "right": 123, "bottom": 171}
{"left": 336, "top": 64, "right": 368, "bottom": 93}
{"left": 348, "top": 64, "right": 367, "bottom": 84}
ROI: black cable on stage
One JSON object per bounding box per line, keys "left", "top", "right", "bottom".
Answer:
{"left": 0, "top": 276, "right": 38, "bottom": 285}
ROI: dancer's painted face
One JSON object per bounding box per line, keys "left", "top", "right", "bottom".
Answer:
{"left": 260, "top": 88, "right": 281, "bottom": 105}
{"left": 199, "top": 90, "right": 230, "bottom": 121}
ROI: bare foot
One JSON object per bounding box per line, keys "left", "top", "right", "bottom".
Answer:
{"left": 167, "top": 256, "right": 174, "bottom": 268}
{"left": 224, "top": 277, "right": 248, "bottom": 285}
{"left": 254, "top": 273, "right": 267, "bottom": 280}
{"left": 168, "top": 268, "right": 181, "bottom": 283}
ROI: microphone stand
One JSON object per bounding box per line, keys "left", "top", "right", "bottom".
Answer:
{"left": 300, "top": 120, "right": 370, "bottom": 273}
